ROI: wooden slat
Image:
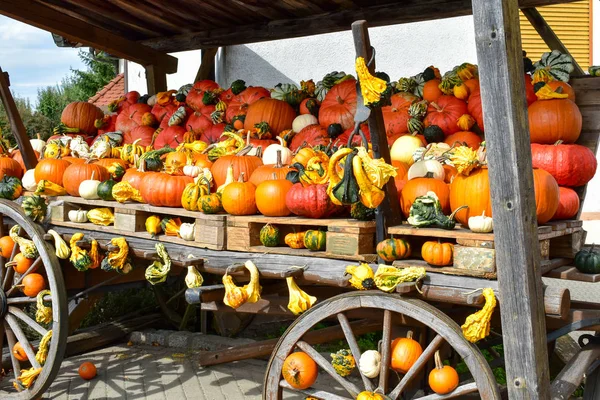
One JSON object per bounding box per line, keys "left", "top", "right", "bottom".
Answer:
{"left": 0, "top": 0, "right": 177, "bottom": 72}
{"left": 105, "top": 0, "right": 188, "bottom": 34}
{"left": 472, "top": 0, "right": 551, "bottom": 398}
{"left": 550, "top": 344, "right": 600, "bottom": 398}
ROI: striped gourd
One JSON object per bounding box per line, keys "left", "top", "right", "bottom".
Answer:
{"left": 534, "top": 50, "right": 574, "bottom": 82}
{"left": 376, "top": 238, "right": 412, "bottom": 262}
{"left": 304, "top": 230, "right": 326, "bottom": 251}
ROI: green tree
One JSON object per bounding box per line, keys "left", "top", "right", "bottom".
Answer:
{"left": 0, "top": 94, "right": 53, "bottom": 145}
{"left": 67, "top": 50, "right": 117, "bottom": 101}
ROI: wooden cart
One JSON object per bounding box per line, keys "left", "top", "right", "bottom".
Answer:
{"left": 0, "top": 0, "right": 599, "bottom": 399}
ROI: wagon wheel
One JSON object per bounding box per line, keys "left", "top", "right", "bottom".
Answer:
{"left": 0, "top": 200, "right": 68, "bottom": 399}
{"left": 264, "top": 291, "right": 501, "bottom": 400}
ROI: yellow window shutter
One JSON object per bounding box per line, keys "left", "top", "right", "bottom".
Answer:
{"left": 520, "top": 0, "right": 591, "bottom": 70}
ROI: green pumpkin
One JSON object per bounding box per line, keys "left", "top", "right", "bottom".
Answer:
{"left": 327, "top": 123, "right": 343, "bottom": 139}
{"left": 97, "top": 179, "right": 117, "bottom": 201}
{"left": 574, "top": 244, "right": 600, "bottom": 274}
{"left": 0, "top": 176, "right": 22, "bottom": 200}
{"left": 304, "top": 230, "right": 326, "bottom": 251}
{"left": 376, "top": 238, "right": 411, "bottom": 262}
{"left": 423, "top": 125, "right": 445, "bottom": 144}
{"left": 200, "top": 193, "right": 223, "bottom": 214}
{"left": 350, "top": 202, "right": 375, "bottom": 221}
{"left": 330, "top": 349, "right": 355, "bottom": 377}
{"left": 260, "top": 224, "right": 280, "bottom": 247}
{"left": 21, "top": 194, "right": 48, "bottom": 222}
{"left": 230, "top": 79, "right": 247, "bottom": 95}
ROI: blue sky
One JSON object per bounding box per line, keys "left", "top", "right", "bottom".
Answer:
{"left": 0, "top": 15, "right": 86, "bottom": 106}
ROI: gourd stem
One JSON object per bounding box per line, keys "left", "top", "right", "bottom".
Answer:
{"left": 271, "top": 173, "right": 278, "bottom": 180}
{"left": 238, "top": 172, "right": 246, "bottom": 182}
{"left": 434, "top": 350, "right": 443, "bottom": 370}
{"left": 406, "top": 330, "right": 413, "bottom": 340}
{"left": 449, "top": 205, "right": 468, "bottom": 221}
{"left": 430, "top": 102, "right": 442, "bottom": 112}
{"left": 275, "top": 150, "right": 282, "bottom": 168}
{"left": 90, "top": 171, "right": 95, "bottom": 181}
{"left": 554, "top": 140, "right": 563, "bottom": 146}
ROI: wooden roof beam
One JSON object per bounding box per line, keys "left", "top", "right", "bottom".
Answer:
{"left": 141, "top": 0, "right": 581, "bottom": 52}
{"left": 0, "top": 0, "right": 177, "bottom": 73}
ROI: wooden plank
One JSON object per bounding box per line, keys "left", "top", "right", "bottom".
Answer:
{"left": 0, "top": 67, "right": 38, "bottom": 169}
{"left": 140, "top": 0, "right": 583, "bottom": 52}
{"left": 195, "top": 48, "right": 218, "bottom": 82}
{"left": 583, "top": 359, "right": 600, "bottom": 400}
{"left": 279, "top": 381, "right": 351, "bottom": 400}
{"left": 0, "top": 0, "right": 177, "bottom": 72}
{"left": 546, "top": 266, "right": 600, "bottom": 282}
{"left": 550, "top": 345, "right": 600, "bottom": 399}
{"left": 472, "top": 0, "right": 551, "bottom": 397}
{"left": 145, "top": 65, "right": 167, "bottom": 95}
{"left": 521, "top": 7, "right": 585, "bottom": 75}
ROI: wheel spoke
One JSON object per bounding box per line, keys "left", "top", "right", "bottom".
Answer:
{"left": 388, "top": 334, "right": 445, "bottom": 399}
{"left": 8, "top": 306, "right": 48, "bottom": 336}
{"left": 5, "top": 314, "right": 41, "bottom": 369}
{"left": 413, "top": 382, "right": 478, "bottom": 399}
{"left": 7, "top": 296, "right": 40, "bottom": 304}
{"left": 295, "top": 341, "right": 361, "bottom": 397}
{"left": 6, "top": 256, "right": 43, "bottom": 297}
{"left": 337, "top": 313, "right": 374, "bottom": 392}
{"left": 4, "top": 324, "right": 22, "bottom": 391}
{"left": 279, "top": 379, "right": 352, "bottom": 399}
{"left": 377, "top": 309, "right": 392, "bottom": 392}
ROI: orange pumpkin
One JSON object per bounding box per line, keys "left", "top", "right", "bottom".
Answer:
{"left": 255, "top": 174, "right": 293, "bottom": 217}
{"left": 93, "top": 158, "right": 128, "bottom": 171}
{"left": 61, "top": 156, "right": 86, "bottom": 165}
{"left": 533, "top": 168, "right": 559, "bottom": 224}
{"left": 21, "top": 273, "right": 46, "bottom": 297}
{"left": 463, "top": 78, "right": 480, "bottom": 94}
{"left": 442, "top": 164, "right": 458, "bottom": 184}
{"left": 0, "top": 235, "right": 15, "bottom": 258}
{"left": 140, "top": 173, "right": 193, "bottom": 207}
{"left": 78, "top": 361, "right": 97, "bottom": 380}
{"left": 400, "top": 177, "right": 450, "bottom": 217}
{"left": 222, "top": 173, "right": 257, "bottom": 215}
{"left": 244, "top": 98, "right": 296, "bottom": 135}
{"left": 164, "top": 151, "right": 189, "bottom": 171}
{"left": 382, "top": 92, "right": 418, "bottom": 136}
{"left": 225, "top": 86, "right": 271, "bottom": 123}
{"left": 211, "top": 151, "right": 263, "bottom": 187}
{"left": 444, "top": 131, "right": 481, "bottom": 150}
{"left": 392, "top": 160, "right": 409, "bottom": 197}
{"left": 249, "top": 151, "right": 293, "bottom": 187}
{"left": 429, "top": 351, "right": 459, "bottom": 394}
{"left": 11, "top": 150, "right": 40, "bottom": 175}
{"left": 62, "top": 161, "right": 110, "bottom": 197}
{"left": 318, "top": 79, "right": 357, "bottom": 130}
{"left": 547, "top": 81, "right": 576, "bottom": 101}
{"left": 13, "top": 342, "right": 33, "bottom": 362}
{"left": 0, "top": 156, "right": 24, "bottom": 179}
{"left": 282, "top": 352, "right": 318, "bottom": 390}
{"left": 552, "top": 187, "right": 580, "bottom": 221}
{"left": 422, "top": 79, "right": 443, "bottom": 103}
{"left": 422, "top": 240, "right": 454, "bottom": 266}
{"left": 121, "top": 167, "right": 149, "bottom": 190}
{"left": 61, "top": 102, "right": 104, "bottom": 135}
{"left": 194, "top": 154, "right": 213, "bottom": 169}
{"left": 34, "top": 158, "right": 71, "bottom": 186}
{"left": 528, "top": 98, "right": 582, "bottom": 144}
{"left": 450, "top": 167, "right": 492, "bottom": 226}
{"left": 9, "top": 253, "right": 35, "bottom": 274}
{"left": 391, "top": 331, "right": 423, "bottom": 373}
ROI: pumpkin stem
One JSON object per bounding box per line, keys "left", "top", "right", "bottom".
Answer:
{"left": 276, "top": 150, "right": 283, "bottom": 168}
{"left": 256, "top": 146, "right": 263, "bottom": 158}
{"left": 554, "top": 140, "right": 563, "bottom": 146}
{"left": 430, "top": 102, "right": 442, "bottom": 112}
{"left": 238, "top": 172, "right": 246, "bottom": 182}
{"left": 425, "top": 171, "right": 435, "bottom": 179}
{"left": 237, "top": 145, "right": 253, "bottom": 157}
{"left": 449, "top": 205, "right": 469, "bottom": 221}
{"left": 434, "top": 350, "right": 444, "bottom": 370}
{"left": 336, "top": 95, "right": 344, "bottom": 105}
{"left": 481, "top": 210, "right": 486, "bottom": 217}
{"left": 293, "top": 141, "right": 308, "bottom": 155}
{"left": 90, "top": 171, "right": 96, "bottom": 181}
{"left": 271, "top": 173, "right": 278, "bottom": 180}
{"left": 37, "top": 133, "right": 42, "bottom": 141}
{"left": 406, "top": 330, "right": 414, "bottom": 340}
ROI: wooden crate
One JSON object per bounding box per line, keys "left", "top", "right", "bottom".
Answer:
{"left": 387, "top": 220, "right": 584, "bottom": 278}
{"left": 48, "top": 196, "right": 226, "bottom": 250}
{"left": 227, "top": 215, "right": 377, "bottom": 262}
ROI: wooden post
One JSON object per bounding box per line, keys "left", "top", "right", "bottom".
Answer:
{"left": 351, "top": 21, "right": 402, "bottom": 245}
{"left": 521, "top": 7, "right": 585, "bottom": 76}
{"left": 145, "top": 65, "right": 167, "bottom": 95}
{"left": 0, "top": 67, "right": 38, "bottom": 169}
{"left": 471, "top": 0, "right": 551, "bottom": 398}
{"left": 195, "top": 48, "right": 218, "bottom": 82}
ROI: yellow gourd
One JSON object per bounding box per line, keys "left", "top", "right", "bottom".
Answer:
{"left": 222, "top": 274, "right": 248, "bottom": 309}
{"left": 112, "top": 181, "right": 143, "bottom": 203}
{"left": 461, "top": 288, "right": 497, "bottom": 343}
{"left": 181, "top": 181, "right": 210, "bottom": 211}
{"left": 284, "top": 232, "right": 306, "bottom": 249}
{"left": 286, "top": 276, "right": 316, "bottom": 315}
{"left": 145, "top": 215, "right": 162, "bottom": 238}
{"left": 35, "top": 180, "right": 67, "bottom": 196}
{"left": 87, "top": 208, "right": 114, "bottom": 226}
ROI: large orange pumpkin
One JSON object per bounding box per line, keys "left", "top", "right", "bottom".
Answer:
{"left": 11, "top": 150, "right": 39, "bottom": 175}
{"left": 124, "top": 125, "right": 155, "bottom": 146}
{"left": 0, "top": 156, "right": 24, "bottom": 179}
{"left": 62, "top": 161, "right": 110, "bottom": 197}
{"left": 211, "top": 151, "right": 263, "bottom": 187}
{"left": 34, "top": 158, "right": 71, "bottom": 186}
{"left": 547, "top": 81, "right": 576, "bottom": 101}
{"left": 255, "top": 174, "right": 293, "bottom": 217}
{"left": 391, "top": 331, "right": 423, "bottom": 373}
{"left": 400, "top": 177, "right": 450, "bottom": 217}
{"left": 61, "top": 102, "right": 104, "bottom": 135}
{"left": 423, "top": 96, "right": 468, "bottom": 136}
{"left": 221, "top": 174, "right": 257, "bottom": 215}
{"left": 140, "top": 173, "right": 193, "bottom": 207}
{"left": 449, "top": 167, "right": 493, "bottom": 226}
{"left": 533, "top": 168, "right": 560, "bottom": 224}
{"left": 281, "top": 352, "right": 318, "bottom": 390}
{"left": 318, "top": 79, "right": 357, "bottom": 130}
{"left": 552, "top": 186, "right": 580, "bottom": 220}
{"left": 289, "top": 124, "right": 331, "bottom": 152}
{"left": 382, "top": 92, "right": 417, "bottom": 136}
{"left": 121, "top": 167, "right": 149, "bottom": 190}
{"left": 61, "top": 156, "right": 86, "bottom": 165}
{"left": 244, "top": 98, "right": 296, "bottom": 135}
{"left": 226, "top": 87, "right": 271, "bottom": 123}
{"left": 531, "top": 142, "right": 597, "bottom": 187}
{"left": 528, "top": 99, "right": 582, "bottom": 144}
{"left": 249, "top": 151, "right": 294, "bottom": 187}
{"left": 116, "top": 103, "right": 152, "bottom": 134}
{"left": 444, "top": 131, "right": 481, "bottom": 150}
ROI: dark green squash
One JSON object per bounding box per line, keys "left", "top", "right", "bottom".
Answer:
{"left": 422, "top": 66, "right": 437, "bottom": 82}
{"left": 350, "top": 202, "right": 375, "bottom": 221}
{"left": 230, "top": 79, "right": 247, "bottom": 95}
{"left": 303, "top": 98, "right": 320, "bottom": 117}
{"left": 97, "top": 179, "right": 117, "bottom": 201}
{"left": 0, "top": 176, "right": 22, "bottom": 200}
{"left": 259, "top": 224, "right": 280, "bottom": 247}
{"left": 304, "top": 230, "right": 326, "bottom": 251}
{"left": 286, "top": 163, "right": 305, "bottom": 185}
{"left": 21, "top": 194, "right": 48, "bottom": 222}
{"left": 327, "top": 123, "right": 343, "bottom": 139}
{"left": 574, "top": 244, "right": 600, "bottom": 274}
{"left": 331, "top": 152, "right": 359, "bottom": 205}
{"left": 423, "top": 125, "right": 445, "bottom": 144}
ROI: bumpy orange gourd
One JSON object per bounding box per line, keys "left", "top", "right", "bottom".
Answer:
{"left": 281, "top": 352, "right": 318, "bottom": 390}
{"left": 391, "top": 331, "right": 423, "bottom": 373}
{"left": 222, "top": 173, "right": 257, "bottom": 216}
{"left": 422, "top": 240, "right": 454, "bottom": 266}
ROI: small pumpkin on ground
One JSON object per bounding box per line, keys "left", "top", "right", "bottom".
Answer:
{"left": 574, "top": 244, "right": 600, "bottom": 274}
{"left": 304, "top": 230, "right": 326, "bottom": 251}
{"left": 78, "top": 361, "right": 97, "bottom": 380}
{"left": 259, "top": 224, "right": 280, "bottom": 247}
{"left": 376, "top": 237, "right": 411, "bottom": 262}
{"left": 281, "top": 352, "right": 318, "bottom": 390}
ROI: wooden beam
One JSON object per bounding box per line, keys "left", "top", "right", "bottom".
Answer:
{"left": 521, "top": 7, "right": 585, "bottom": 75}
{"left": 550, "top": 344, "right": 600, "bottom": 399}
{"left": 141, "top": 0, "right": 583, "bottom": 52}
{"left": 145, "top": 65, "right": 168, "bottom": 95}
{"left": 472, "top": 0, "right": 551, "bottom": 398}
{"left": 195, "top": 48, "right": 218, "bottom": 83}
{"left": 0, "top": 0, "right": 177, "bottom": 73}
{"left": 0, "top": 67, "right": 38, "bottom": 169}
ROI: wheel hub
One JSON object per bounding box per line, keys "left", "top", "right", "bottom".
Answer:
{"left": 0, "top": 289, "right": 7, "bottom": 319}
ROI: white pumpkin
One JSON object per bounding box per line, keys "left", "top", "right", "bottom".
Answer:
{"left": 407, "top": 159, "right": 445, "bottom": 181}
{"left": 22, "top": 169, "right": 37, "bottom": 192}
{"left": 292, "top": 114, "right": 318, "bottom": 133}
{"left": 69, "top": 136, "right": 90, "bottom": 158}
{"left": 68, "top": 209, "right": 88, "bottom": 223}
{"left": 183, "top": 165, "right": 201, "bottom": 178}
{"left": 245, "top": 131, "right": 262, "bottom": 157}
{"left": 359, "top": 350, "right": 381, "bottom": 378}
{"left": 263, "top": 137, "right": 292, "bottom": 165}
{"left": 89, "top": 137, "right": 112, "bottom": 159}
{"left": 79, "top": 171, "right": 101, "bottom": 200}
{"left": 468, "top": 211, "right": 494, "bottom": 233}
{"left": 30, "top": 134, "right": 46, "bottom": 154}
{"left": 179, "top": 223, "right": 195, "bottom": 241}
{"left": 391, "top": 135, "right": 422, "bottom": 166}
